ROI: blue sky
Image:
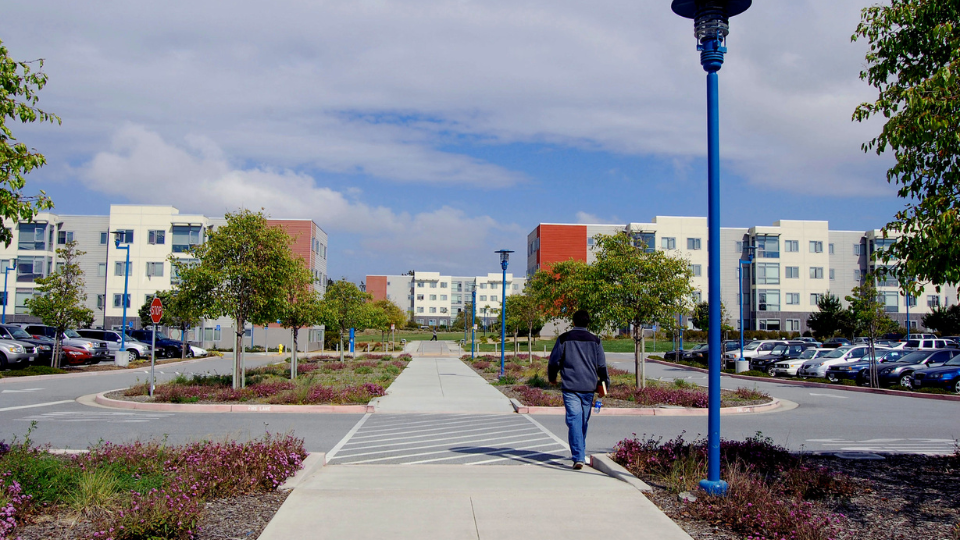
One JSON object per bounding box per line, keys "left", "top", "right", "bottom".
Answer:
{"left": 3, "top": 0, "right": 902, "bottom": 282}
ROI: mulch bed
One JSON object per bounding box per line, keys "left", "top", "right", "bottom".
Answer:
{"left": 643, "top": 453, "right": 960, "bottom": 540}
{"left": 14, "top": 490, "right": 290, "bottom": 540}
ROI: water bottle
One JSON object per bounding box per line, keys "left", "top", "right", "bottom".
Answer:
{"left": 594, "top": 399, "right": 602, "bottom": 413}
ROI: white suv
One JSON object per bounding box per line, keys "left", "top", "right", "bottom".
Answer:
{"left": 724, "top": 340, "right": 789, "bottom": 362}
{"left": 798, "top": 346, "right": 871, "bottom": 378}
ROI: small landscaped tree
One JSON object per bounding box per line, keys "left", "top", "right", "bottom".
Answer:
{"left": 503, "top": 293, "right": 545, "bottom": 359}
{"left": 807, "top": 293, "right": 854, "bottom": 341}
{"left": 26, "top": 241, "right": 93, "bottom": 367}
{"left": 137, "top": 287, "right": 204, "bottom": 359}
{"left": 372, "top": 299, "right": 407, "bottom": 350}
{"left": 691, "top": 300, "right": 730, "bottom": 334}
{"left": 177, "top": 209, "right": 302, "bottom": 389}
{"left": 923, "top": 304, "right": 960, "bottom": 336}
{"left": 278, "top": 263, "right": 323, "bottom": 379}
{"left": 846, "top": 274, "right": 900, "bottom": 387}
{"left": 319, "top": 280, "right": 377, "bottom": 361}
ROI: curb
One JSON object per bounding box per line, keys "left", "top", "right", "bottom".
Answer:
{"left": 93, "top": 391, "right": 375, "bottom": 414}
{"left": 510, "top": 397, "right": 781, "bottom": 416}
{"left": 278, "top": 452, "right": 326, "bottom": 490}
{"left": 647, "top": 358, "right": 960, "bottom": 402}
{"left": 589, "top": 454, "right": 652, "bottom": 492}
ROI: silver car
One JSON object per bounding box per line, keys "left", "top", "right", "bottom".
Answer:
{"left": 75, "top": 329, "right": 151, "bottom": 360}
{"left": 0, "top": 339, "right": 37, "bottom": 368}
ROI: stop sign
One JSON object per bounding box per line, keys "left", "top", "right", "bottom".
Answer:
{"left": 149, "top": 296, "right": 164, "bottom": 324}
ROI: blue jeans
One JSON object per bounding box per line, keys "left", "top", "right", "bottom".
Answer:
{"left": 562, "top": 390, "right": 594, "bottom": 463}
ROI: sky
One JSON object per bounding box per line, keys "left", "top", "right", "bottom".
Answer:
{"left": 2, "top": 0, "right": 901, "bottom": 283}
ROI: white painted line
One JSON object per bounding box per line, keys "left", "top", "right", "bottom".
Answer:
{"left": 333, "top": 434, "right": 553, "bottom": 461}
{"left": 334, "top": 437, "right": 555, "bottom": 465}
{"left": 808, "top": 393, "right": 848, "bottom": 399}
{"left": 402, "top": 441, "right": 564, "bottom": 465}
{"left": 354, "top": 416, "right": 512, "bottom": 433}
{"left": 349, "top": 417, "right": 522, "bottom": 438}
{"left": 468, "top": 449, "right": 568, "bottom": 467}
{"left": 522, "top": 414, "right": 571, "bottom": 450}
{"left": 339, "top": 427, "right": 542, "bottom": 452}
{"left": 343, "top": 424, "right": 537, "bottom": 446}
{"left": 459, "top": 445, "right": 568, "bottom": 466}
{"left": 1, "top": 388, "right": 43, "bottom": 393}
{"left": 0, "top": 400, "right": 74, "bottom": 413}
{"left": 324, "top": 412, "right": 371, "bottom": 462}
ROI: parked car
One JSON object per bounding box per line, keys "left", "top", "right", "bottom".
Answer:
{"left": 771, "top": 348, "right": 830, "bottom": 377}
{"left": 664, "top": 343, "right": 706, "bottom": 362}
{"left": 75, "top": 329, "right": 151, "bottom": 360}
{"left": 0, "top": 338, "right": 38, "bottom": 369}
{"left": 60, "top": 345, "right": 95, "bottom": 366}
{"left": 797, "top": 337, "right": 823, "bottom": 347}
{"left": 686, "top": 340, "right": 740, "bottom": 363}
{"left": 724, "top": 340, "right": 790, "bottom": 362}
{"left": 876, "top": 349, "right": 959, "bottom": 388}
{"left": 797, "top": 346, "right": 872, "bottom": 378}
{"left": 126, "top": 329, "right": 192, "bottom": 358}
{"left": 0, "top": 324, "right": 54, "bottom": 364}
{"left": 824, "top": 349, "right": 905, "bottom": 383}
{"left": 911, "top": 355, "right": 960, "bottom": 393}
{"left": 748, "top": 342, "right": 816, "bottom": 374}
{"left": 821, "top": 337, "right": 852, "bottom": 349}
{"left": 903, "top": 338, "right": 953, "bottom": 350}
{"left": 17, "top": 325, "right": 111, "bottom": 362}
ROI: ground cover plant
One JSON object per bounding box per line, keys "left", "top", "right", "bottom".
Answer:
{"left": 121, "top": 354, "right": 411, "bottom": 405}
{"left": 611, "top": 432, "right": 960, "bottom": 540}
{"left": 463, "top": 355, "right": 770, "bottom": 408}
{"left": 0, "top": 427, "right": 306, "bottom": 540}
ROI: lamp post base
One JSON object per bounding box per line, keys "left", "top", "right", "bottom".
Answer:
{"left": 735, "top": 360, "right": 749, "bottom": 373}
{"left": 699, "top": 479, "right": 729, "bottom": 496}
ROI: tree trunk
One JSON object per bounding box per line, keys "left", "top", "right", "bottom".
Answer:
{"left": 339, "top": 330, "right": 345, "bottom": 362}
{"left": 634, "top": 326, "right": 642, "bottom": 389}
{"left": 181, "top": 322, "right": 188, "bottom": 359}
{"left": 528, "top": 323, "right": 533, "bottom": 362}
{"left": 291, "top": 327, "right": 299, "bottom": 380}
{"left": 234, "top": 320, "right": 244, "bottom": 389}
{"left": 52, "top": 336, "right": 62, "bottom": 369}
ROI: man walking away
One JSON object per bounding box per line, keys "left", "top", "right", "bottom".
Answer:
{"left": 430, "top": 328, "right": 438, "bottom": 341}
{"left": 548, "top": 310, "right": 609, "bottom": 469}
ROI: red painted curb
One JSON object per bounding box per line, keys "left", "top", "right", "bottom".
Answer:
{"left": 94, "top": 391, "right": 375, "bottom": 414}
{"left": 646, "top": 358, "right": 960, "bottom": 402}
{"left": 514, "top": 398, "right": 781, "bottom": 416}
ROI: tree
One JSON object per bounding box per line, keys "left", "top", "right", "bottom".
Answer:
{"left": 372, "top": 299, "right": 406, "bottom": 348}
{"left": 0, "top": 41, "right": 59, "bottom": 247}
{"left": 503, "top": 293, "right": 545, "bottom": 359}
{"left": 526, "top": 259, "right": 594, "bottom": 327}
{"left": 852, "top": 2, "right": 960, "bottom": 291}
{"left": 691, "top": 300, "right": 729, "bottom": 334}
{"left": 177, "top": 209, "right": 301, "bottom": 389}
{"left": 278, "top": 262, "right": 323, "bottom": 379}
{"left": 807, "top": 293, "right": 854, "bottom": 341}
{"left": 922, "top": 304, "right": 960, "bottom": 335}
{"left": 137, "top": 287, "right": 204, "bottom": 359}
{"left": 318, "top": 280, "right": 377, "bottom": 361}
{"left": 846, "top": 274, "right": 900, "bottom": 387}
{"left": 25, "top": 241, "right": 93, "bottom": 367}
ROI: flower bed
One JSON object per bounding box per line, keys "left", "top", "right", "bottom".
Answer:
{"left": 463, "top": 355, "right": 770, "bottom": 408}
{"left": 120, "top": 354, "right": 411, "bottom": 405}
{"left": 0, "top": 430, "right": 306, "bottom": 540}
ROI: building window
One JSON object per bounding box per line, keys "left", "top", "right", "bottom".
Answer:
{"left": 416, "top": 294, "right": 424, "bottom": 301}
{"left": 429, "top": 295, "right": 437, "bottom": 301}
{"left": 513, "top": 284, "right": 519, "bottom": 290}
{"left": 783, "top": 240, "right": 798, "bottom": 253}
{"left": 690, "top": 264, "right": 702, "bottom": 277}
{"left": 479, "top": 295, "right": 487, "bottom": 301}
{"left": 429, "top": 319, "right": 436, "bottom": 326}
{"left": 114, "top": 261, "right": 131, "bottom": 276}
{"left": 115, "top": 230, "right": 134, "bottom": 244}
{"left": 113, "top": 294, "right": 131, "bottom": 308}
{"left": 440, "top": 307, "right": 448, "bottom": 314}
{"left": 757, "top": 290, "right": 780, "bottom": 312}
{"left": 57, "top": 231, "right": 74, "bottom": 245}
{"left": 148, "top": 230, "right": 166, "bottom": 245}
{"left": 18, "top": 223, "right": 46, "bottom": 251}
{"left": 853, "top": 244, "right": 862, "bottom": 256}
{"left": 96, "top": 294, "right": 104, "bottom": 310}
{"left": 440, "top": 282, "right": 448, "bottom": 288}
{"left": 100, "top": 232, "right": 108, "bottom": 245}
{"left": 756, "top": 263, "right": 779, "bottom": 285}
{"left": 171, "top": 226, "right": 201, "bottom": 252}
{"left": 809, "top": 241, "right": 823, "bottom": 253}
{"left": 735, "top": 241, "right": 743, "bottom": 253}
{"left": 417, "top": 307, "right": 424, "bottom": 313}
{"left": 928, "top": 295, "right": 940, "bottom": 308}
{"left": 203, "top": 327, "right": 222, "bottom": 341}
{"left": 170, "top": 258, "right": 197, "bottom": 285}
{"left": 480, "top": 283, "right": 487, "bottom": 289}
{"left": 786, "top": 319, "right": 801, "bottom": 332}
{"left": 785, "top": 266, "right": 799, "bottom": 279}
{"left": 491, "top": 282, "right": 499, "bottom": 290}
{"left": 452, "top": 295, "right": 461, "bottom": 303}
{"left": 662, "top": 237, "right": 676, "bottom": 250}
{"left": 828, "top": 243, "right": 834, "bottom": 255}
{"left": 491, "top": 295, "right": 498, "bottom": 302}
{"left": 17, "top": 256, "right": 46, "bottom": 282}
{"left": 881, "top": 291, "right": 899, "bottom": 313}
{"left": 759, "top": 319, "right": 781, "bottom": 331}
{"left": 811, "top": 293, "right": 823, "bottom": 305}
{"left": 854, "top": 269, "right": 862, "bottom": 282}
{"left": 15, "top": 290, "right": 39, "bottom": 314}
{"left": 829, "top": 269, "right": 835, "bottom": 280}
{"left": 146, "top": 262, "right": 164, "bottom": 277}
{"left": 440, "top": 295, "right": 447, "bottom": 301}
{"left": 417, "top": 282, "right": 424, "bottom": 288}
{"left": 906, "top": 294, "right": 916, "bottom": 307}
{"left": 692, "top": 291, "right": 702, "bottom": 303}
{"left": 632, "top": 232, "right": 656, "bottom": 252}
{"left": 756, "top": 235, "right": 779, "bottom": 258}
{"left": 786, "top": 293, "right": 800, "bottom": 305}
{"left": 97, "top": 263, "right": 107, "bottom": 277}
{"left": 429, "top": 282, "right": 437, "bottom": 288}
{"left": 686, "top": 238, "right": 701, "bottom": 250}
{"left": 429, "top": 307, "right": 437, "bottom": 313}
{"left": 809, "top": 267, "right": 824, "bottom": 279}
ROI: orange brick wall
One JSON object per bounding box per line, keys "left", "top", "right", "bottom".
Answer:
{"left": 267, "top": 219, "right": 314, "bottom": 267}
{"left": 539, "top": 224, "right": 587, "bottom": 268}
{"left": 367, "top": 276, "right": 388, "bottom": 302}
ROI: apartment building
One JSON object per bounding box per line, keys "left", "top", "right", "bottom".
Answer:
{"left": 0, "top": 205, "right": 328, "bottom": 349}
{"left": 528, "top": 217, "right": 957, "bottom": 334}
{"left": 366, "top": 271, "right": 527, "bottom": 328}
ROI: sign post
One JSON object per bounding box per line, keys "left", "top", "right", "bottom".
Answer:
{"left": 149, "top": 296, "right": 164, "bottom": 397}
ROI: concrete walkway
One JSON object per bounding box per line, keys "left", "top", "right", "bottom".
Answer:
{"left": 259, "top": 463, "right": 694, "bottom": 540}
{"left": 373, "top": 351, "right": 515, "bottom": 414}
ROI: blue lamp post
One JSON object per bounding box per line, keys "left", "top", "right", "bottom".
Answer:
{"left": 672, "top": 0, "right": 752, "bottom": 497}
{"left": 495, "top": 250, "right": 513, "bottom": 378}
{"left": 2, "top": 260, "right": 17, "bottom": 324}
{"left": 112, "top": 231, "right": 131, "bottom": 352}
{"left": 471, "top": 288, "right": 477, "bottom": 360}
{"left": 737, "top": 244, "right": 756, "bottom": 373}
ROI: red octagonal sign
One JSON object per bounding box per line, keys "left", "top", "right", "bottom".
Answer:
{"left": 149, "top": 296, "right": 164, "bottom": 324}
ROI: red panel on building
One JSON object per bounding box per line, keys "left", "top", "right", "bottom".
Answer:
{"left": 539, "top": 224, "right": 587, "bottom": 268}
{"left": 267, "top": 219, "right": 314, "bottom": 267}
{"left": 367, "top": 276, "right": 388, "bottom": 302}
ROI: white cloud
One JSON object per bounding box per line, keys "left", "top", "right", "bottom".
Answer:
{"left": 575, "top": 211, "right": 621, "bottom": 225}
{"left": 81, "top": 125, "right": 518, "bottom": 273}
{"left": 6, "top": 0, "right": 892, "bottom": 195}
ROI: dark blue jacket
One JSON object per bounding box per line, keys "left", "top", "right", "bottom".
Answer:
{"left": 548, "top": 327, "right": 609, "bottom": 392}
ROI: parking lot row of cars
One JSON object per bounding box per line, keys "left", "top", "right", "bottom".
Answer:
{"left": 665, "top": 336, "right": 960, "bottom": 393}
{"left": 0, "top": 324, "right": 207, "bottom": 369}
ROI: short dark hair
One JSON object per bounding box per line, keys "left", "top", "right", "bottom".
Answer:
{"left": 572, "top": 310, "right": 590, "bottom": 328}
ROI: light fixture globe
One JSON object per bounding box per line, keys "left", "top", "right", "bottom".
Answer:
{"left": 672, "top": 0, "right": 752, "bottom": 44}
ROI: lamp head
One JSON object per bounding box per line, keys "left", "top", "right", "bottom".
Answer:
{"left": 9, "top": 260, "right": 16, "bottom": 271}
{"left": 671, "top": 0, "right": 751, "bottom": 44}
{"left": 495, "top": 249, "right": 514, "bottom": 268}
{"left": 112, "top": 230, "right": 123, "bottom": 248}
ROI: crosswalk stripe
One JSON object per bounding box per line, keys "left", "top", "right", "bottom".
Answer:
{"left": 342, "top": 425, "right": 540, "bottom": 448}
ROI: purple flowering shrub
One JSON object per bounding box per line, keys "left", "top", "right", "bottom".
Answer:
{"left": 0, "top": 476, "right": 30, "bottom": 540}
{"left": 512, "top": 386, "right": 564, "bottom": 407}
{"left": 606, "top": 385, "right": 709, "bottom": 408}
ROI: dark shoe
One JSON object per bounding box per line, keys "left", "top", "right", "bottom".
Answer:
{"left": 573, "top": 461, "right": 584, "bottom": 470}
